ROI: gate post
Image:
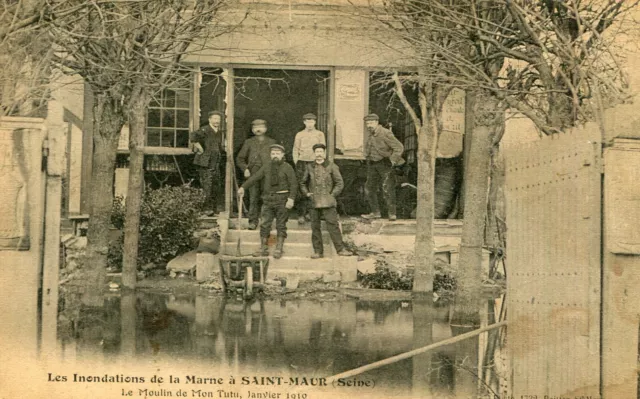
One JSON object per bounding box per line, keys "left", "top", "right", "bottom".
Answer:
{"left": 602, "top": 138, "right": 640, "bottom": 398}
{"left": 40, "top": 99, "right": 66, "bottom": 356}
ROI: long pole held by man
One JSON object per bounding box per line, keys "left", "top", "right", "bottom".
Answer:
{"left": 237, "top": 143, "right": 297, "bottom": 259}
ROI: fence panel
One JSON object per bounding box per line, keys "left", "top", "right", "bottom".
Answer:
{"left": 504, "top": 125, "right": 601, "bottom": 397}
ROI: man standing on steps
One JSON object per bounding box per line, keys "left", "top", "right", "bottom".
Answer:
{"left": 236, "top": 119, "right": 277, "bottom": 230}
{"left": 237, "top": 144, "right": 297, "bottom": 259}
{"left": 191, "top": 110, "right": 226, "bottom": 216}
{"left": 361, "top": 113, "right": 405, "bottom": 221}
{"left": 292, "top": 113, "right": 325, "bottom": 225}
{"left": 299, "top": 143, "right": 352, "bottom": 258}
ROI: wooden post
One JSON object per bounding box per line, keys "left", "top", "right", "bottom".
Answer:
{"left": 224, "top": 68, "right": 235, "bottom": 214}
{"left": 80, "top": 82, "right": 94, "bottom": 213}
{"left": 328, "top": 68, "right": 336, "bottom": 162}
{"left": 41, "top": 99, "right": 66, "bottom": 355}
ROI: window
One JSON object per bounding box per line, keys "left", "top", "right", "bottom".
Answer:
{"left": 146, "top": 87, "right": 191, "bottom": 148}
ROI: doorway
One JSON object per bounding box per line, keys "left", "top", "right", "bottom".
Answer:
{"left": 232, "top": 68, "right": 331, "bottom": 162}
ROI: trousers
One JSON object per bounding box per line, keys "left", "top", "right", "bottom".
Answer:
{"left": 246, "top": 165, "right": 263, "bottom": 225}
{"left": 259, "top": 193, "right": 290, "bottom": 239}
{"left": 309, "top": 207, "right": 344, "bottom": 254}
{"left": 295, "top": 161, "right": 313, "bottom": 217}
{"left": 198, "top": 167, "right": 223, "bottom": 213}
{"left": 364, "top": 159, "right": 397, "bottom": 216}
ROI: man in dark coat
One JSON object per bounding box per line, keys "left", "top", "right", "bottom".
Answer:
{"left": 299, "top": 144, "right": 352, "bottom": 258}
{"left": 237, "top": 144, "right": 297, "bottom": 259}
{"left": 191, "top": 110, "right": 225, "bottom": 215}
{"left": 236, "top": 119, "right": 277, "bottom": 230}
{"left": 361, "top": 113, "right": 405, "bottom": 221}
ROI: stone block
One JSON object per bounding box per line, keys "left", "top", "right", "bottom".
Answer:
{"left": 322, "top": 270, "right": 342, "bottom": 283}
{"left": 196, "top": 252, "right": 216, "bottom": 281}
{"left": 357, "top": 258, "right": 377, "bottom": 274}
{"left": 286, "top": 275, "right": 300, "bottom": 290}
{"left": 341, "top": 267, "right": 357, "bottom": 282}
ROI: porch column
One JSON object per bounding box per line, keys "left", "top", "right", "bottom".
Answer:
{"left": 224, "top": 67, "right": 234, "bottom": 214}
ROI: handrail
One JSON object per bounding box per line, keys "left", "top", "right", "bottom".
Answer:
{"left": 324, "top": 320, "right": 509, "bottom": 384}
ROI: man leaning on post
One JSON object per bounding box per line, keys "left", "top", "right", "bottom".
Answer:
{"left": 191, "top": 110, "right": 226, "bottom": 216}
{"left": 299, "top": 143, "right": 352, "bottom": 258}
{"left": 361, "top": 113, "right": 405, "bottom": 221}
{"left": 237, "top": 144, "right": 297, "bottom": 259}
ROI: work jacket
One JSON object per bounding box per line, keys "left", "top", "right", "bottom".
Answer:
{"left": 236, "top": 135, "right": 277, "bottom": 173}
{"left": 365, "top": 125, "right": 405, "bottom": 165}
{"left": 242, "top": 160, "right": 298, "bottom": 201}
{"left": 299, "top": 160, "right": 344, "bottom": 208}
{"left": 190, "top": 125, "right": 225, "bottom": 169}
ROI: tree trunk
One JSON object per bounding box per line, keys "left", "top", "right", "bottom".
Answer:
{"left": 84, "top": 93, "right": 124, "bottom": 291}
{"left": 122, "top": 94, "right": 148, "bottom": 289}
{"left": 413, "top": 121, "right": 438, "bottom": 292}
{"left": 458, "top": 91, "right": 503, "bottom": 296}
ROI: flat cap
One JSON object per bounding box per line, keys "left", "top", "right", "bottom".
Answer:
{"left": 208, "top": 110, "right": 224, "bottom": 118}
{"left": 270, "top": 144, "right": 285, "bottom": 152}
{"left": 363, "top": 113, "right": 379, "bottom": 121}
{"left": 312, "top": 143, "right": 326, "bottom": 151}
{"left": 302, "top": 113, "right": 317, "bottom": 120}
{"left": 251, "top": 119, "right": 267, "bottom": 126}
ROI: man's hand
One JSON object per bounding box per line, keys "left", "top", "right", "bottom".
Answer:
{"left": 193, "top": 143, "right": 204, "bottom": 154}
{"left": 285, "top": 198, "right": 294, "bottom": 209}
{"left": 237, "top": 187, "right": 245, "bottom": 197}
{"left": 244, "top": 169, "right": 251, "bottom": 178}
{"left": 306, "top": 192, "right": 313, "bottom": 198}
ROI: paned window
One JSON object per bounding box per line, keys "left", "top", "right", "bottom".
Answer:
{"left": 146, "top": 87, "right": 191, "bottom": 148}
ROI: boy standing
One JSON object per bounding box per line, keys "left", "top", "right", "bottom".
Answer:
{"left": 292, "top": 113, "right": 325, "bottom": 224}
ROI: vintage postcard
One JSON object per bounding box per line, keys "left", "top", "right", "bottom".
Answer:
{"left": 1, "top": 0, "right": 639, "bottom": 398}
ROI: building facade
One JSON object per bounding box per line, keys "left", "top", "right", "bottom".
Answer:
{"left": 62, "top": 0, "right": 466, "bottom": 218}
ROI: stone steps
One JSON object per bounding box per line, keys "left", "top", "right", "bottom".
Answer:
{"left": 222, "top": 241, "right": 334, "bottom": 258}
{"left": 226, "top": 229, "right": 333, "bottom": 245}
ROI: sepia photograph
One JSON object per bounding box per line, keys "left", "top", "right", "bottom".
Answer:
{"left": 1, "top": 0, "right": 639, "bottom": 398}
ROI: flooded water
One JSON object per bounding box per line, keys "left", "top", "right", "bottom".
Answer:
{"left": 57, "top": 291, "right": 505, "bottom": 398}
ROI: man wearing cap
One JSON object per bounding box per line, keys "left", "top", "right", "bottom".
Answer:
{"left": 299, "top": 143, "right": 352, "bottom": 258}
{"left": 362, "top": 113, "right": 405, "bottom": 220}
{"left": 191, "top": 110, "right": 226, "bottom": 216}
{"left": 292, "top": 113, "right": 326, "bottom": 224}
{"left": 236, "top": 119, "right": 277, "bottom": 230}
{"left": 237, "top": 144, "right": 297, "bottom": 259}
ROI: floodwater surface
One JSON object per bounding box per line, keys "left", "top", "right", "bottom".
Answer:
{"left": 57, "top": 291, "right": 504, "bottom": 398}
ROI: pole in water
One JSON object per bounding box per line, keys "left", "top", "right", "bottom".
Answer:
{"left": 324, "top": 320, "right": 509, "bottom": 384}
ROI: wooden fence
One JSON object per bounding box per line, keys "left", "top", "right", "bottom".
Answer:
{"left": 503, "top": 123, "right": 602, "bottom": 397}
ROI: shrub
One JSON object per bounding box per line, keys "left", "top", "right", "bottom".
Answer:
{"left": 360, "top": 259, "right": 414, "bottom": 291}
{"left": 108, "top": 185, "right": 206, "bottom": 269}
{"left": 359, "top": 257, "right": 458, "bottom": 293}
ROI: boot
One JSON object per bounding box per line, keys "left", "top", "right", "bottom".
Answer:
{"left": 252, "top": 236, "right": 269, "bottom": 257}
{"left": 273, "top": 236, "right": 285, "bottom": 259}
{"left": 361, "top": 211, "right": 381, "bottom": 219}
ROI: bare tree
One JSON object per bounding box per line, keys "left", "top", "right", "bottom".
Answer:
{"left": 46, "top": 0, "right": 237, "bottom": 290}
{"left": 365, "top": 0, "right": 637, "bottom": 293}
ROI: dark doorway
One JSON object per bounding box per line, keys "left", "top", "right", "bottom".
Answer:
{"left": 232, "top": 69, "right": 330, "bottom": 163}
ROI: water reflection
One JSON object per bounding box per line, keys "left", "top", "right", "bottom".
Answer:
{"left": 58, "top": 291, "right": 503, "bottom": 398}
